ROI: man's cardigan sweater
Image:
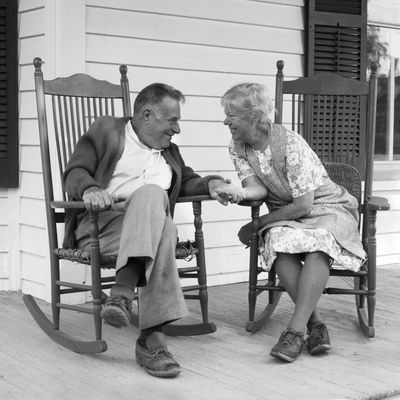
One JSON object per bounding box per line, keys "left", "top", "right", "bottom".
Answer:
{"left": 62, "top": 116, "right": 223, "bottom": 249}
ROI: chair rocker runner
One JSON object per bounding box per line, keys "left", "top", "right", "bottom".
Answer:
{"left": 244, "top": 60, "right": 389, "bottom": 338}
{"left": 23, "top": 57, "right": 216, "bottom": 354}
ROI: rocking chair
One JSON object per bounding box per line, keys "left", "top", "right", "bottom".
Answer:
{"left": 245, "top": 60, "right": 390, "bottom": 338}
{"left": 23, "top": 57, "right": 216, "bottom": 354}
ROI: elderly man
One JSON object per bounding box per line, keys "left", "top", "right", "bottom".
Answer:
{"left": 63, "top": 83, "right": 230, "bottom": 378}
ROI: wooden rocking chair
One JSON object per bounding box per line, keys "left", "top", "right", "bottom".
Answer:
{"left": 23, "top": 57, "right": 216, "bottom": 354}
{"left": 245, "top": 60, "right": 390, "bottom": 338}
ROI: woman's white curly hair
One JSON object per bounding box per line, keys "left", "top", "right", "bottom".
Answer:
{"left": 221, "top": 83, "right": 274, "bottom": 126}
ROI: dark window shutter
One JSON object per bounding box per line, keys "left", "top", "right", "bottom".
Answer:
{"left": 0, "top": 0, "right": 18, "bottom": 188}
{"left": 306, "top": 0, "right": 368, "bottom": 177}
{"left": 307, "top": 0, "right": 367, "bottom": 80}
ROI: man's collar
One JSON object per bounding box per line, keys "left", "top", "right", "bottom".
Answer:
{"left": 127, "top": 120, "right": 162, "bottom": 152}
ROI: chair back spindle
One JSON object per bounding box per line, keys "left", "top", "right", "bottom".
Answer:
{"left": 274, "top": 60, "right": 376, "bottom": 180}
{"left": 34, "top": 58, "right": 131, "bottom": 204}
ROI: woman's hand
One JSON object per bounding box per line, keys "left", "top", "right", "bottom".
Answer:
{"left": 215, "top": 183, "right": 247, "bottom": 204}
{"left": 238, "top": 221, "right": 253, "bottom": 246}
{"left": 208, "top": 180, "right": 246, "bottom": 205}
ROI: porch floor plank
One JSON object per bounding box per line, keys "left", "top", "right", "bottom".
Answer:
{"left": 1, "top": 265, "right": 400, "bottom": 400}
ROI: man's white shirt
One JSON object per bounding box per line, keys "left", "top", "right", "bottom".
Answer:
{"left": 106, "top": 121, "right": 172, "bottom": 201}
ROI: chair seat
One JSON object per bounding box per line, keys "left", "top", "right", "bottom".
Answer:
{"left": 54, "top": 240, "right": 199, "bottom": 269}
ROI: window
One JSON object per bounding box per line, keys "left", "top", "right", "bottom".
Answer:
{"left": 368, "top": 1, "right": 400, "bottom": 161}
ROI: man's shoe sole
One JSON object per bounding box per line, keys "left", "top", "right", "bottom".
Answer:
{"left": 136, "top": 356, "right": 181, "bottom": 378}
{"left": 100, "top": 305, "right": 130, "bottom": 328}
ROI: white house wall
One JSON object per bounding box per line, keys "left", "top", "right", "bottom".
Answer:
{"left": 374, "top": 181, "right": 400, "bottom": 266}
{"left": 11, "top": 0, "right": 398, "bottom": 302}
{"left": 84, "top": 0, "right": 305, "bottom": 286}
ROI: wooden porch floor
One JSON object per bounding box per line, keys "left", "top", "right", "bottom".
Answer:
{"left": 1, "top": 265, "right": 400, "bottom": 400}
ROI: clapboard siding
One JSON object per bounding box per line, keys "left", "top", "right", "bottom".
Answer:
{"left": 20, "top": 172, "right": 44, "bottom": 199}
{"left": 11, "top": 1, "right": 48, "bottom": 294}
{"left": 84, "top": 0, "right": 304, "bottom": 288}
{"left": 19, "top": 0, "right": 44, "bottom": 12}
{"left": 7, "top": 0, "right": 396, "bottom": 302}
{"left": 0, "top": 195, "right": 7, "bottom": 225}
{"left": 0, "top": 225, "right": 7, "bottom": 250}
{"left": 179, "top": 147, "right": 232, "bottom": 172}
{"left": 19, "top": 7, "right": 45, "bottom": 38}
{"left": 20, "top": 224, "right": 47, "bottom": 257}
{"left": 86, "top": 7, "right": 304, "bottom": 55}
{"left": 374, "top": 183, "right": 400, "bottom": 265}
{"left": 19, "top": 36, "right": 45, "bottom": 65}
{"left": 86, "top": 64, "right": 280, "bottom": 98}
{"left": 87, "top": 35, "right": 303, "bottom": 76}
{"left": 87, "top": 0, "right": 304, "bottom": 30}
{"left": 20, "top": 198, "right": 46, "bottom": 228}
{"left": 19, "top": 119, "right": 40, "bottom": 146}
{"left": 20, "top": 146, "right": 42, "bottom": 173}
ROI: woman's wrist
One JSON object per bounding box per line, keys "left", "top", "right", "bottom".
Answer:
{"left": 240, "top": 187, "right": 248, "bottom": 201}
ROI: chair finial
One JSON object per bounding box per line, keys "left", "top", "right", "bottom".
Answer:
{"left": 370, "top": 61, "right": 378, "bottom": 76}
{"left": 276, "top": 60, "right": 284, "bottom": 72}
{"left": 119, "top": 65, "right": 128, "bottom": 77}
{"left": 33, "top": 57, "right": 43, "bottom": 70}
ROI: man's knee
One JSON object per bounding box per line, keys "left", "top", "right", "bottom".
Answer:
{"left": 131, "top": 184, "right": 169, "bottom": 207}
{"left": 135, "top": 184, "right": 168, "bottom": 199}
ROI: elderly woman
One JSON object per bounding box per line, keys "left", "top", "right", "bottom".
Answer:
{"left": 218, "top": 83, "right": 365, "bottom": 363}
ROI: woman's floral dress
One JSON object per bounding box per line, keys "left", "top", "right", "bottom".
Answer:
{"left": 230, "top": 128, "right": 365, "bottom": 272}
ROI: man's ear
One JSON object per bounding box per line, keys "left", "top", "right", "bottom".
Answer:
{"left": 143, "top": 108, "right": 152, "bottom": 123}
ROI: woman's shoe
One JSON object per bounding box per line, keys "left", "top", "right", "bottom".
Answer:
{"left": 270, "top": 328, "right": 304, "bottom": 362}
{"left": 306, "top": 322, "right": 331, "bottom": 355}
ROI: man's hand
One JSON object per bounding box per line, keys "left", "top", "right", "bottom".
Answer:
{"left": 216, "top": 184, "right": 247, "bottom": 204}
{"left": 208, "top": 179, "right": 234, "bottom": 205}
{"left": 82, "top": 187, "right": 113, "bottom": 211}
{"left": 208, "top": 179, "right": 247, "bottom": 205}
{"left": 238, "top": 221, "right": 253, "bottom": 246}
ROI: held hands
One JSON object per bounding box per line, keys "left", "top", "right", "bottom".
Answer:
{"left": 215, "top": 184, "right": 247, "bottom": 205}
{"left": 208, "top": 179, "right": 247, "bottom": 206}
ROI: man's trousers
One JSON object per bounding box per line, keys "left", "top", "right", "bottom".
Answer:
{"left": 75, "top": 184, "right": 188, "bottom": 329}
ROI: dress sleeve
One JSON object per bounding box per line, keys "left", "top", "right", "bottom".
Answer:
{"left": 229, "top": 140, "right": 256, "bottom": 182}
{"left": 285, "top": 132, "right": 326, "bottom": 198}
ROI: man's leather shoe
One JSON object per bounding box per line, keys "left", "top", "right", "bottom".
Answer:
{"left": 100, "top": 295, "right": 132, "bottom": 328}
{"left": 135, "top": 332, "right": 180, "bottom": 378}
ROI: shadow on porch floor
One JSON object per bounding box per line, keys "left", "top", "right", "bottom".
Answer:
{"left": 1, "top": 265, "right": 400, "bottom": 400}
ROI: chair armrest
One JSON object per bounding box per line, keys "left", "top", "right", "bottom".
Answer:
{"left": 52, "top": 196, "right": 214, "bottom": 209}
{"left": 50, "top": 200, "right": 85, "bottom": 209}
{"left": 176, "top": 194, "right": 212, "bottom": 203}
{"left": 238, "top": 200, "right": 263, "bottom": 207}
{"left": 366, "top": 196, "right": 390, "bottom": 211}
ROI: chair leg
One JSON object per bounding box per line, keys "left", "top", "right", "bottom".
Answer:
{"left": 354, "top": 276, "right": 375, "bottom": 338}
{"left": 356, "top": 208, "right": 377, "bottom": 338}
{"left": 50, "top": 254, "right": 61, "bottom": 330}
{"left": 162, "top": 200, "right": 216, "bottom": 336}
{"left": 246, "top": 205, "right": 282, "bottom": 333}
{"left": 247, "top": 205, "right": 260, "bottom": 327}
{"left": 89, "top": 211, "right": 105, "bottom": 342}
{"left": 246, "top": 268, "right": 283, "bottom": 333}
